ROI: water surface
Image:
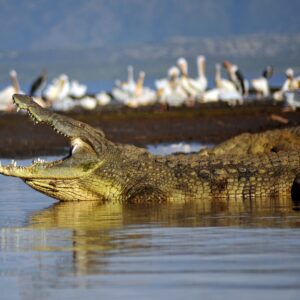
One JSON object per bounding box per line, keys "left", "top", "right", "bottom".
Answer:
{"left": 1, "top": 147, "right": 300, "bottom": 300}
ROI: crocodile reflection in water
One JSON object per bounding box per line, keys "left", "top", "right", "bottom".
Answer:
{"left": 1, "top": 94, "right": 300, "bottom": 202}
{"left": 25, "top": 200, "right": 300, "bottom": 276}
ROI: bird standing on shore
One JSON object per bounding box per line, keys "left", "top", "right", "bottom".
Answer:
{"left": 223, "top": 61, "right": 247, "bottom": 96}
{"left": 158, "top": 66, "right": 187, "bottom": 107}
{"left": 273, "top": 68, "right": 300, "bottom": 102}
{"left": 252, "top": 66, "right": 273, "bottom": 98}
{"left": 29, "top": 69, "right": 47, "bottom": 97}
{"left": 189, "top": 56, "right": 208, "bottom": 97}
{"left": 0, "top": 70, "right": 23, "bottom": 111}
{"left": 203, "top": 64, "right": 242, "bottom": 105}
{"left": 177, "top": 57, "right": 197, "bottom": 102}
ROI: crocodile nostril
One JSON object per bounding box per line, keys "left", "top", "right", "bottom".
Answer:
{"left": 49, "top": 181, "right": 57, "bottom": 188}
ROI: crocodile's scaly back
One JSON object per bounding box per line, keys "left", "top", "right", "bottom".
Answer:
{"left": 0, "top": 94, "right": 300, "bottom": 203}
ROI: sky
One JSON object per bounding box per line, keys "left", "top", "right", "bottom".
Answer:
{"left": 0, "top": 0, "right": 299, "bottom": 82}
{"left": 0, "top": 0, "right": 299, "bottom": 51}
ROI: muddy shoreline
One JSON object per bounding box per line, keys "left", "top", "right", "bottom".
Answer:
{"left": 0, "top": 103, "right": 300, "bottom": 158}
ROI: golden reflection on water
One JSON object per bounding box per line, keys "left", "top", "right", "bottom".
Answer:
{"left": 1, "top": 196, "right": 300, "bottom": 280}
{"left": 29, "top": 196, "right": 300, "bottom": 231}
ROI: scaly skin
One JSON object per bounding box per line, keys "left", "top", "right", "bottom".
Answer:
{"left": 199, "top": 126, "right": 300, "bottom": 156}
{"left": 0, "top": 94, "right": 300, "bottom": 203}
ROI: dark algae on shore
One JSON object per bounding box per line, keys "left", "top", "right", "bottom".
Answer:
{"left": 0, "top": 101, "right": 300, "bottom": 157}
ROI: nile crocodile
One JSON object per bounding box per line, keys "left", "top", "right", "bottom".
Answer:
{"left": 1, "top": 94, "right": 300, "bottom": 203}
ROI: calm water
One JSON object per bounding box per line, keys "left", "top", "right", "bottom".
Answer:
{"left": 1, "top": 145, "right": 300, "bottom": 300}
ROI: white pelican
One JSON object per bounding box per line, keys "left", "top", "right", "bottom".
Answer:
{"left": 120, "top": 65, "right": 136, "bottom": 94}
{"left": 155, "top": 76, "right": 168, "bottom": 91}
{"left": 111, "top": 87, "right": 129, "bottom": 104}
{"left": 112, "top": 65, "right": 137, "bottom": 104}
{"left": 203, "top": 64, "right": 226, "bottom": 103}
{"left": 202, "top": 89, "right": 219, "bottom": 103}
{"left": 95, "top": 92, "right": 111, "bottom": 106}
{"left": 189, "top": 55, "right": 208, "bottom": 96}
{"left": 78, "top": 96, "right": 97, "bottom": 110}
{"left": 177, "top": 57, "right": 198, "bottom": 100}
{"left": 52, "top": 97, "right": 75, "bottom": 112}
{"left": 215, "top": 64, "right": 236, "bottom": 91}
{"left": 155, "top": 66, "right": 178, "bottom": 99}
{"left": 158, "top": 66, "right": 187, "bottom": 107}
{"left": 69, "top": 80, "right": 87, "bottom": 98}
{"left": 203, "top": 64, "right": 243, "bottom": 105}
{"left": 126, "top": 71, "right": 156, "bottom": 108}
{"left": 52, "top": 95, "right": 97, "bottom": 112}
{"left": 126, "top": 65, "right": 136, "bottom": 94}
{"left": 29, "top": 69, "right": 47, "bottom": 97}
{"left": 223, "top": 61, "right": 247, "bottom": 96}
{"left": 134, "top": 71, "right": 146, "bottom": 97}
{"left": 282, "top": 68, "right": 300, "bottom": 91}
{"left": 274, "top": 68, "right": 300, "bottom": 102}
{"left": 251, "top": 66, "right": 273, "bottom": 98}
{"left": 113, "top": 70, "right": 156, "bottom": 107}
{"left": 135, "top": 72, "right": 156, "bottom": 105}
{"left": 0, "top": 70, "right": 23, "bottom": 111}
{"left": 43, "top": 74, "right": 70, "bottom": 104}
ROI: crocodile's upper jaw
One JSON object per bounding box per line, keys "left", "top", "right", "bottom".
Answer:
{"left": 0, "top": 94, "right": 104, "bottom": 182}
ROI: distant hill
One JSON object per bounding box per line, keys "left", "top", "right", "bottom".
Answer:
{"left": 0, "top": 0, "right": 300, "bottom": 82}
{"left": 0, "top": 0, "right": 300, "bottom": 51}
{"left": 1, "top": 33, "right": 300, "bottom": 83}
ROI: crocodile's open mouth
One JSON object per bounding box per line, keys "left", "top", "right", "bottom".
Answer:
{"left": 0, "top": 94, "right": 99, "bottom": 179}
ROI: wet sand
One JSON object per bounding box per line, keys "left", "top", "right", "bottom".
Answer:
{"left": 0, "top": 103, "right": 300, "bottom": 157}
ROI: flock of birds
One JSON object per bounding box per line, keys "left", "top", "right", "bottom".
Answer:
{"left": 0, "top": 55, "right": 300, "bottom": 112}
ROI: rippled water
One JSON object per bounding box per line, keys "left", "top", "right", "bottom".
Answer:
{"left": 1, "top": 146, "right": 300, "bottom": 300}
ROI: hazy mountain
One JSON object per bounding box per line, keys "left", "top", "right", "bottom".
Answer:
{"left": 1, "top": 33, "right": 299, "bottom": 83}
{"left": 0, "top": 0, "right": 299, "bottom": 51}
{"left": 0, "top": 0, "right": 299, "bottom": 82}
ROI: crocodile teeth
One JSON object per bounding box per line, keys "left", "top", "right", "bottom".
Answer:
{"left": 33, "top": 158, "right": 47, "bottom": 164}
{"left": 10, "top": 160, "right": 17, "bottom": 167}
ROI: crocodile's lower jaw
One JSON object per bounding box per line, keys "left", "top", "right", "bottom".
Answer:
{"left": 0, "top": 137, "right": 93, "bottom": 179}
